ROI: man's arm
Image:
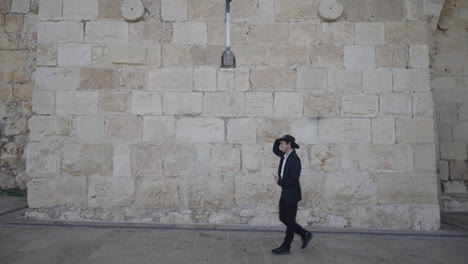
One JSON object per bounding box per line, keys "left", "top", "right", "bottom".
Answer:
{"left": 272, "top": 138, "right": 283, "bottom": 157}
{"left": 277, "top": 157, "right": 301, "bottom": 187}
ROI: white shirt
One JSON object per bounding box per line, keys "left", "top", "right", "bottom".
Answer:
{"left": 280, "top": 150, "right": 293, "bottom": 179}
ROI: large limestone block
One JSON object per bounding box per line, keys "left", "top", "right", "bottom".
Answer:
{"left": 291, "top": 118, "right": 318, "bottom": 144}
{"left": 172, "top": 22, "right": 207, "bottom": 44}
{"left": 379, "top": 93, "right": 411, "bottom": 116}
{"left": 194, "top": 144, "right": 212, "bottom": 176}
{"left": 328, "top": 70, "right": 361, "bottom": 92}
{"left": 76, "top": 116, "right": 104, "bottom": 143}
{"left": 36, "top": 43, "right": 57, "bottom": 66}
{"left": 393, "top": 69, "right": 429, "bottom": 92}
{"left": 362, "top": 69, "right": 392, "bottom": 93}
{"left": 38, "top": 21, "right": 83, "bottom": 43}
{"left": 409, "top": 45, "right": 429, "bottom": 68}
{"left": 322, "top": 23, "right": 354, "bottom": 44}
{"left": 344, "top": 45, "right": 376, "bottom": 69}
{"left": 88, "top": 177, "right": 135, "bottom": 208}
{"left": 27, "top": 177, "right": 86, "bottom": 208}
{"left": 26, "top": 143, "right": 61, "bottom": 178}
{"left": 85, "top": 21, "right": 128, "bottom": 43}
{"left": 143, "top": 116, "right": 176, "bottom": 142}
{"left": 118, "top": 68, "right": 147, "bottom": 90}
{"left": 61, "top": 142, "right": 112, "bottom": 176}
{"left": 162, "top": 145, "right": 196, "bottom": 177}
{"left": 413, "top": 144, "right": 436, "bottom": 171}
{"left": 304, "top": 93, "right": 340, "bottom": 117}
{"left": 245, "top": 92, "right": 273, "bottom": 117}
{"left": 39, "top": 0, "right": 62, "bottom": 20}
{"left": 375, "top": 172, "right": 438, "bottom": 204}
{"left": 413, "top": 92, "right": 433, "bottom": 117}
{"left": 440, "top": 143, "right": 467, "bottom": 160}
{"left": 250, "top": 69, "right": 295, "bottom": 91}
{"left": 256, "top": 118, "right": 291, "bottom": 143}
{"left": 163, "top": 92, "right": 203, "bottom": 115}
{"left": 275, "top": 0, "right": 319, "bottom": 21}
{"left": 453, "top": 122, "right": 468, "bottom": 142}
{"left": 308, "top": 144, "right": 338, "bottom": 172}
{"left": 58, "top": 44, "right": 92, "bottom": 67}
{"left": 371, "top": 118, "right": 395, "bottom": 144}
{"left": 32, "top": 90, "right": 55, "bottom": 114}
{"left": 98, "top": 0, "right": 123, "bottom": 19}
{"left": 376, "top": 46, "right": 409, "bottom": 68}
{"left": 203, "top": 92, "right": 244, "bottom": 117}
{"left": 385, "top": 22, "right": 427, "bottom": 45}
{"left": 231, "top": 45, "right": 268, "bottom": 67}
{"left": 217, "top": 68, "right": 249, "bottom": 92}
{"left": 5, "top": 13, "right": 23, "bottom": 33}
{"left": 290, "top": 22, "right": 321, "bottom": 45}
{"left": 135, "top": 179, "right": 179, "bottom": 208}
{"left": 274, "top": 92, "right": 303, "bottom": 117}
{"left": 231, "top": 0, "right": 258, "bottom": 21}
{"left": 176, "top": 118, "right": 224, "bottom": 143}
{"left": 323, "top": 171, "right": 377, "bottom": 205}
{"left": 129, "top": 21, "right": 172, "bottom": 44}
{"left": 104, "top": 115, "right": 142, "bottom": 141}
{"left": 358, "top": 144, "right": 413, "bottom": 171}
{"left": 443, "top": 181, "right": 468, "bottom": 194}
{"left": 161, "top": 44, "right": 191, "bottom": 67}
{"left": 355, "top": 23, "right": 385, "bottom": 44}
{"left": 29, "top": 116, "right": 73, "bottom": 142}
{"left": 234, "top": 173, "right": 279, "bottom": 206}
{"left": 98, "top": 92, "right": 129, "bottom": 113}
{"left": 4, "top": 119, "right": 27, "bottom": 137}
{"left": 241, "top": 144, "right": 277, "bottom": 173}
{"left": 267, "top": 45, "right": 309, "bottom": 67}
{"left": 187, "top": 0, "right": 224, "bottom": 21}
{"left": 148, "top": 68, "right": 192, "bottom": 92}
{"left": 131, "top": 91, "right": 162, "bottom": 115}
{"left": 34, "top": 67, "right": 79, "bottom": 91}
{"left": 0, "top": 50, "right": 28, "bottom": 71}
{"left": 161, "top": 0, "right": 187, "bottom": 21}
{"left": 190, "top": 45, "right": 224, "bottom": 66}
{"left": 342, "top": 94, "right": 378, "bottom": 117}
{"left": 310, "top": 45, "right": 344, "bottom": 68}
{"left": 110, "top": 45, "right": 161, "bottom": 65}
{"left": 297, "top": 68, "right": 326, "bottom": 92}
{"left": 227, "top": 118, "right": 257, "bottom": 144}
{"left": 132, "top": 144, "right": 162, "bottom": 178}
{"left": 396, "top": 119, "right": 435, "bottom": 144}
{"left": 56, "top": 91, "right": 98, "bottom": 115}
{"left": 194, "top": 68, "right": 216, "bottom": 92}
{"left": 112, "top": 143, "right": 131, "bottom": 177}
{"left": 210, "top": 145, "right": 241, "bottom": 174}
{"left": 237, "top": 23, "right": 289, "bottom": 45}
{"left": 181, "top": 176, "right": 233, "bottom": 209}
{"left": 319, "top": 118, "right": 371, "bottom": 143}
{"left": 449, "top": 160, "right": 468, "bottom": 181}
{"left": 0, "top": 33, "right": 20, "bottom": 49}
{"left": 62, "top": 0, "right": 98, "bottom": 20}
{"left": 80, "top": 68, "right": 116, "bottom": 90}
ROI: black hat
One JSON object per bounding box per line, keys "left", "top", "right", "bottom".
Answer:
{"left": 279, "top": 135, "right": 300, "bottom": 149}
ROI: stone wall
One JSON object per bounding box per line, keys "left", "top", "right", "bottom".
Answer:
{"left": 431, "top": 0, "right": 468, "bottom": 211}
{"left": 0, "top": 0, "right": 38, "bottom": 191}
{"left": 25, "top": 0, "right": 441, "bottom": 230}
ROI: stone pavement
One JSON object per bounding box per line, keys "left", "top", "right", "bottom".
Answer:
{"left": 1, "top": 197, "right": 468, "bottom": 264}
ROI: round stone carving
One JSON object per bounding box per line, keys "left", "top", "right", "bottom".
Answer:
{"left": 318, "top": 0, "right": 344, "bottom": 22}
{"left": 121, "top": 0, "right": 145, "bottom": 22}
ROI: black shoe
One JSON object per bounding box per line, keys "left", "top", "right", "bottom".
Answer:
{"left": 301, "top": 232, "right": 313, "bottom": 249}
{"left": 272, "top": 246, "right": 291, "bottom": 255}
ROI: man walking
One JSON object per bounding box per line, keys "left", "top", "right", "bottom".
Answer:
{"left": 271, "top": 135, "right": 313, "bottom": 255}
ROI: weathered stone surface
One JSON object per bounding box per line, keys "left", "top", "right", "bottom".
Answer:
{"left": 13, "top": 83, "right": 33, "bottom": 101}
{"left": 359, "top": 144, "right": 413, "bottom": 171}
{"left": 27, "top": 177, "right": 86, "bottom": 208}
{"left": 172, "top": 22, "right": 207, "bottom": 44}
{"left": 409, "top": 45, "right": 429, "bottom": 68}
{"left": 148, "top": 68, "right": 192, "bottom": 92}
{"left": 85, "top": 21, "right": 128, "bottom": 43}
{"left": 274, "top": 92, "right": 303, "bottom": 117}
{"left": 318, "top": 0, "right": 343, "bottom": 21}
{"left": 304, "top": 93, "right": 340, "bottom": 117}
{"left": 39, "top": 0, "right": 63, "bottom": 20}
{"left": 61, "top": 142, "right": 112, "bottom": 176}
{"left": 297, "top": 68, "right": 326, "bottom": 92}
{"left": 380, "top": 93, "right": 412, "bottom": 116}
{"left": 131, "top": 91, "right": 162, "bottom": 116}
{"left": 98, "top": 0, "right": 123, "bottom": 19}
{"left": 328, "top": 70, "right": 361, "bottom": 92}
{"left": 443, "top": 181, "right": 468, "bottom": 194}
{"left": 0, "top": 50, "right": 27, "bottom": 71}
{"left": 440, "top": 143, "right": 467, "bottom": 160}
{"left": 250, "top": 69, "right": 295, "bottom": 91}
{"left": 5, "top": 13, "right": 23, "bottom": 32}
{"left": 35, "top": 67, "right": 78, "bottom": 91}
{"left": 355, "top": 22, "right": 385, "bottom": 44}
{"left": 344, "top": 45, "right": 376, "bottom": 69}
{"left": 176, "top": 118, "right": 224, "bottom": 143}
{"left": 26, "top": 143, "right": 61, "bottom": 177}
{"left": 375, "top": 172, "right": 438, "bottom": 204}
{"left": 128, "top": 21, "right": 172, "bottom": 44}
{"left": 121, "top": 0, "right": 145, "bottom": 22}
{"left": 58, "top": 44, "right": 92, "bottom": 67}
{"left": 227, "top": 118, "right": 257, "bottom": 144}
{"left": 245, "top": 92, "right": 273, "bottom": 117}
{"left": 194, "top": 68, "right": 217, "bottom": 91}
{"left": 235, "top": 173, "right": 278, "bottom": 206}
{"left": 310, "top": 45, "right": 344, "bottom": 68}
{"left": 118, "top": 68, "right": 147, "bottom": 90}
{"left": 267, "top": 45, "right": 309, "bottom": 67}
{"left": 36, "top": 43, "right": 57, "bottom": 66}
{"left": 0, "top": 33, "right": 20, "bottom": 49}
{"left": 203, "top": 92, "right": 244, "bottom": 117}
{"left": 362, "top": 69, "right": 392, "bottom": 93}
{"left": 453, "top": 122, "right": 468, "bottom": 141}
{"left": 376, "top": 45, "right": 409, "bottom": 68}
{"left": 217, "top": 68, "right": 249, "bottom": 92}
{"left": 88, "top": 177, "right": 135, "bottom": 208}
{"left": 187, "top": 0, "right": 224, "bottom": 21}
{"left": 161, "top": 44, "right": 191, "bottom": 67}
{"left": 98, "top": 92, "right": 129, "bottom": 113}
{"left": 11, "top": 0, "right": 30, "bottom": 13}
{"left": 32, "top": 91, "right": 54, "bottom": 115}
{"left": 4, "top": 119, "right": 28, "bottom": 136}
{"left": 56, "top": 91, "right": 98, "bottom": 115}
{"left": 413, "top": 92, "right": 433, "bottom": 117}
{"left": 241, "top": 144, "right": 276, "bottom": 173}
{"left": 319, "top": 118, "right": 371, "bottom": 143}
{"left": 289, "top": 22, "right": 321, "bottom": 45}
{"left": 181, "top": 176, "right": 233, "bottom": 209}
{"left": 104, "top": 115, "right": 142, "bottom": 141}
{"left": 257, "top": 118, "right": 291, "bottom": 143}
{"left": 396, "top": 119, "right": 435, "bottom": 144}
{"left": 322, "top": 23, "right": 354, "bottom": 44}
{"left": 29, "top": 116, "right": 73, "bottom": 141}
{"left": 371, "top": 118, "right": 395, "bottom": 144}
{"left": 323, "top": 171, "right": 376, "bottom": 205}
{"left": 38, "top": 21, "right": 83, "bottom": 43}
{"left": 291, "top": 118, "right": 318, "bottom": 144}
{"left": 162, "top": 92, "right": 202, "bottom": 115}
{"left": 62, "top": 0, "right": 98, "bottom": 20}
{"left": 342, "top": 94, "right": 378, "bottom": 117}
{"left": 275, "top": 0, "right": 319, "bottom": 21}
{"left": 162, "top": 145, "right": 196, "bottom": 177}
{"left": 135, "top": 179, "right": 179, "bottom": 208}
{"left": 143, "top": 116, "right": 175, "bottom": 142}
{"left": 385, "top": 22, "right": 427, "bottom": 44}
{"left": 413, "top": 144, "right": 436, "bottom": 171}
{"left": 449, "top": 160, "right": 468, "bottom": 180}
{"left": 161, "top": 0, "right": 187, "bottom": 21}
{"left": 110, "top": 45, "right": 160, "bottom": 65}
{"left": 112, "top": 143, "right": 130, "bottom": 177}
{"left": 80, "top": 68, "right": 116, "bottom": 90}
{"left": 76, "top": 116, "right": 104, "bottom": 143}
{"left": 132, "top": 144, "right": 162, "bottom": 178}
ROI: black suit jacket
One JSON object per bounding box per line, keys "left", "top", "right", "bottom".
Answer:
{"left": 273, "top": 139, "right": 302, "bottom": 203}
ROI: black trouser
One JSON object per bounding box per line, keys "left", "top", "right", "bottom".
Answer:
{"left": 279, "top": 198, "right": 307, "bottom": 249}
